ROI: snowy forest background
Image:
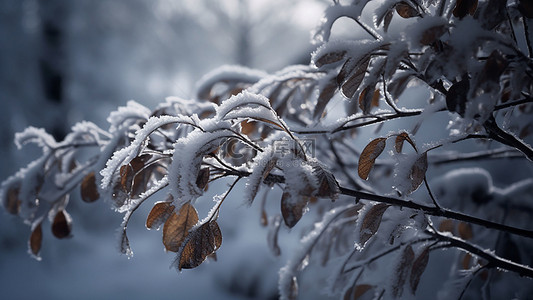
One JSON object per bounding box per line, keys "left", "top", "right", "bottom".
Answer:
{"left": 2, "top": 0, "right": 533, "bottom": 299}
{"left": 0, "top": 1, "right": 325, "bottom": 299}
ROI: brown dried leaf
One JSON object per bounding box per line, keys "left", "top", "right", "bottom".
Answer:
{"left": 395, "top": 132, "right": 416, "bottom": 153}
{"left": 396, "top": 2, "right": 419, "bottom": 18}
{"left": 5, "top": 186, "right": 21, "bottom": 214}
{"left": 392, "top": 245, "right": 415, "bottom": 298}
{"left": 281, "top": 192, "right": 309, "bottom": 228}
{"left": 146, "top": 201, "right": 175, "bottom": 230}
{"left": 315, "top": 50, "right": 347, "bottom": 68}
{"left": 358, "top": 86, "right": 372, "bottom": 115}
{"left": 344, "top": 284, "right": 373, "bottom": 300}
{"left": 52, "top": 210, "right": 72, "bottom": 239}
{"left": 360, "top": 203, "right": 390, "bottom": 245}
{"left": 408, "top": 152, "right": 428, "bottom": 193}
{"left": 457, "top": 222, "right": 473, "bottom": 240}
{"left": 178, "top": 221, "right": 222, "bottom": 270}
{"left": 312, "top": 162, "right": 340, "bottom": 200}
{"left": 410, "top": 247, "right": 430, "bottom": 293}
{"left": 358, "top": 138, "right": 387, "bottom": 180}
{"left": 240, "top": 120, "right": 256, "bottom": 135}
{"left": 314, "top": 76, "right": 338, "bottom": 120}
{"left": 453, "top": 0, "right": 478, "bottom": 18}
{"left": 30, "top": 223, "right": 42, "bottom": 257}
{"left": 119, "top": 154, "right": 152, "bottom": 194}
{"left": 438, "top": 219, "right": 455, "bottom": 233}
{"left": 163, "top": 202, "right": 199, "bottom": 252}
{"left": 260, "top": 209, "right": 268, "bottom": 227}
{"left": 341, "top": 57, "right": 370, "bottom": 99}
{"left": 80, "top": 172, "right": 100, "bottom": 203}
{"left": 371, "top": 89, "right": 380, "bottom": 108}
{"left": 420, "top": 25, "right": 447, "bottom": 45}
{"left": 461, "top": 252, "right": 472, "bottom": 270}
{"left": 196, "top": 167, "right": 210, "bottom": 190}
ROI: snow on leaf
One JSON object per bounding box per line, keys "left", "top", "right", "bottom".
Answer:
{"left": 392, "top": 245, "right": 415, "bottom": 298}
{"left": 195, "top": 65, "right": 267, "bottom": 100}
{"left": 410, "top": 247, "right": 430, "bottom": 294}
{"left": 80, "top": 172, "right": 100, "bottom": 203}
{"left": 163, "top": 202, "right": 199, "bottom": 252}
{"left": 51, "top": 210, "right": 72, "bottom": 239}
{"left": 358, "top": 138, "right": 387, "bottom": 180}
{"left": 359, "top": 203, "right": 390, "bottom": 246}
{"left": 244, "top": 146, "right": 277, "bottom": 206}
{"left": 313, "top": 50, "right": 347, "bottom": 68}
{"left": 146, "top": 200, "right": 175, "bottom": 230}
{"left": 106, "top": 100, "right": 151, "bottom": 133}
{"left": 14, "top": 127, "right": 57, "bottom": 152}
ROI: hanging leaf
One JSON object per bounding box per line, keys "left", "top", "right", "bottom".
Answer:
{"left": 358, "top": 138, "right": 387, "bottom": 180}
{"left": 196, "top": 167, "right": 210, "bottom": 190}
{"left": 288, "top": 276, "right": 299, "bottom": 300}
{"left": 461, "top": 252, "right": 473, "bottom": 270}
{"left": 146, "top": 201, "right": 175, "bottom": 230}
{"left": 408, "top": 152, "right": 428, "bottom": 193}
{"left": 394, "top": 132, "right": 416, "bottom": 153}
{"left": 446, "top": 78, "right": 469, "bottom": 116}
{"left": 420, "top": 25, "right": 447, "bottom": 45}
{"left": 314, "top": 50, "right": 347, "bottom": 68}
{"left": 80, "top": 172, "right": 100, "bottom": 203}
{"left": 29, "top": 223, "right": 43, "bottom": 257}
{"left": 177, "top": 221, "right": 222, "bottom": 270}
{"left": 312, "top": 162, "right": 340, "bottom": 200}
{"left": 119, "top": 228, "right": 132, "bottom": 257}
{"left": 163, "top": 202, "right": 199, "bottom": 252}
{"left": 340, "top": 57, "right": 370, "bottom": 99}
{"left": 392, "top": 245, "right": 415, "bottom": 298}
{"left": 438, "top": 219, "right": 455, "bottom": 233}
{"left": 453, "top": 0, "right": 478, "bottom": 18}
{"left": 396, "top": 2, "right": 419, "bottom": 18}
{"left": 314, "top": 76, "right": 338, "bottom": 120}
{"left": 410, "top": 247, "right": 430, "bottom": 293}
{"left": 360, "top": 203, "right": 390, "bottom": 245}
{"left": 457, "top": 222, "right": 473, "bottom": 240}
{"left": 267, "top": 215, "right": 282, "bottom": 256}
{"left": 119, "top": 154, "right": 152, "bottom": 194}
{"left": 51, "top": 210, "right": 72, "bottom": 239}
{"left": 281, "top": 192, "right": 310, "bottom": 228}
{"left": 358, "top": 86, "right": 375, "bottom": 115}
{"left": 5, "top": 186, "right": 21, "bottom": 214}
{"left": 344, "top": 284, "right": 373, "bottom": 300}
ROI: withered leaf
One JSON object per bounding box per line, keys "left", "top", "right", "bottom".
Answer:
{"left": 178, "top": 221, "right": 222, "bottom": 270}
{"left": 392, "top": 245, "right": 415, "bottom": 298}
{"left": 240, "top": 120, "right": 256, "bottom": 135}
{"left": 196, "top": 167, "right": 210, "bottom": 190}
{"left": 267, "top": 215, "right": 282, "bottom": 256}
{"left": 163, "top": 202, "right": 199, "bottom": 252}
{"left": 81, "top": 172, "right": 100, "bottom": 203}
{"left": 289, "top": 276, "right": 299, "bottom": 300}
{"left": 408, "top": 152, "right": 428, "bottom": 193}
{"left": 453, "top": 0, "right": 478, "bottom": 18}
{"left": 358, "top": 86, "right": 373, "bottom": 115}
{"left": 146, "top": 201, "right": 175, "bottom": 230}
{"left": 260, "top": 209, "right": 268, "bottom": 227}
{"left": 119, "top": 154, "right": 152, "bottom": 194}
{"left": 30, "top": 223, "right": 42, "bottom": 257}
{"left": 315, "top": 50, "right": 347, "bottom": 68}
{"left": 314, "top": 76, "right": 338, "bottom": 120}
{"left": 52, "top": 210, "right": 72, "bottom": 239}
{"left": 360, "top": 203, "right": 390, "bottom": 245}
{"left": 395, "top": 132, "right": 416, "bottom": 153}
{"left": 438, "top": 219, "right": 455, "bottom": 233}
{"left": 312, "top": 162, "right": 340, "bottom": 200}
{"left": 420, "top": 25, "right": 447, "bottom": 45}
{"left": 396, "top": 2, "right": 418, "bottom": 18}
{"left": 344, "top": 284, "right": 373, "bottom": 300}
{"left": 410, "top": 247, "right": 430, "bottom": 293}
{"left": 446, "top": 78, "right": 469, "bottom": 116}
{"left": 341, "top": 57, "right": 370, "bottom": 99}
{"left": 358, "top": 138, "right": 387, "bottom": 180}
{"left": 457, "top": 222, "right": 473, "bottom": 240}
{"left": 461, "top": 252, "right": 472, "bottom": 270}
{"left": 5, "top": 186, "right": 21, "bottom": 214}
{"left": 281, "top": 192, "right": 309, "bottom": 228}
